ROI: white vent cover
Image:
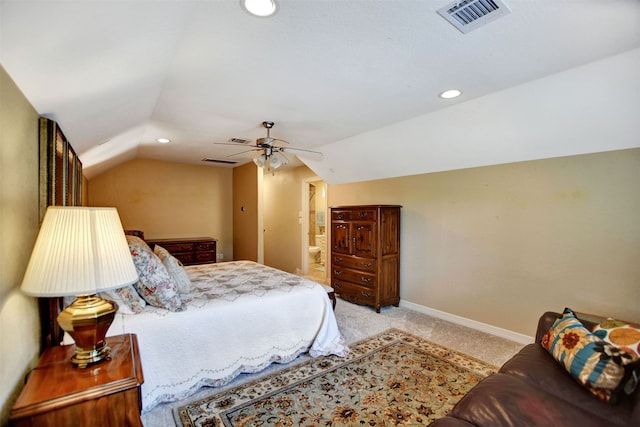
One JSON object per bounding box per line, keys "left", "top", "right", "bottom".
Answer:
{"left": 438, "top": 0, "right": 511, "bottom": 34}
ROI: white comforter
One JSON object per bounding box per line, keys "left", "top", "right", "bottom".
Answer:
{"left": 106, "top": 260, "right": 348, "bottom": 413}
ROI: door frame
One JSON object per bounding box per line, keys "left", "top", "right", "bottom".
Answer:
{"left": 300, "top": 176, "right": 326, "bottom": 277}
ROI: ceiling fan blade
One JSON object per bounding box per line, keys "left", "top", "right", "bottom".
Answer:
{"left": 226, "top": 148, "right": 262, "bottom": 158}
{"left": 280, "top": 146, "right": 323, "bottom": 156}
{"left": 214, "top": 142, "right": 256, "bottom": 147}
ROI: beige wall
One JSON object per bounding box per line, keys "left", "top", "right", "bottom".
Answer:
{"left": 88, "top": 158, "right": 233, "bottom": 261}
{"left": 233, "top": 162, "right": 260, "bottom": 262}
{"left": 0, "top": 66, "right": 42, "bottom": 424}
{"left": 328, "top": 149, "right": 640, "bottom": 336}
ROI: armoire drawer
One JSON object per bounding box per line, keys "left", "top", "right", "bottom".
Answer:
{"left": 331, "top": 255, "right": 376, "bottom": 273}
{"left": 331, "top": 266, "right": 376, "bottom": 289}
{"left": 332, "top": 280, "right": 375, "bottom": 305}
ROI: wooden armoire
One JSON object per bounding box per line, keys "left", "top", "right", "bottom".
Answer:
{"left": 330, "top": 205, "right": 401, "bottom": 312}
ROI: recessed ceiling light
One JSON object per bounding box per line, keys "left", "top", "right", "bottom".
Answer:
{"left": 241, "top": 0, "right": 277, "bottom": 17}
{"left": 439, "top": 89, "right": 462, "bottom": 99}
{"left": 156, "top": 138, "right": 171, "bottom": 144}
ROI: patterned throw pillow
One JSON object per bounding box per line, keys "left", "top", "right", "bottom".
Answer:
{"left": 593, "top": 319, "right": 640, "bottom": 361}
{"left": 154, "top": 245, "right": 192, "bottom": 294}
{"left": 593, "top": 318, "right": 640, "bottom": 395}
{"left": 542, "top": 308, "right": 636, "bottom": 402}
{"left": 101, "top": 285, "right": 146, "bottom": 314}
{"left": 126, "top": 235, "right": 183, "bottom": 312}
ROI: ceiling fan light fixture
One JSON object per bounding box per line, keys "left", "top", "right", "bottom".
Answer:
{"left": 269, "top": 152, "right": 288, "bottom": 169}
{"left": 253, "top": 154, "right": 268, "bottom": 167}
{"left": 241, "top": 0, "right": 277, "bottom": 17}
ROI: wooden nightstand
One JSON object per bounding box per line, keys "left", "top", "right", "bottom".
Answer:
{"left": 10, "top": 334, "right": 144, "bottom": 427}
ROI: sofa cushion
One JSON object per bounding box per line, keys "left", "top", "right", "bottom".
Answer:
{"left": 448, "top": 373, "right": 620, "bottom": 427}
{"left": 542, "top": 307, "right": 635, "bottom": 402}
{"left": 499, "top": 344, "right": 636, "bottom": 426}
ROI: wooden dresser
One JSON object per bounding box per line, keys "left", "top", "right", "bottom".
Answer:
{"left": 10, "top": 334, "right": 144, "bottom": 427}
{"left": 330, "top": 205, "right": 401, "bottom": 313}
{"left": 146, "top": 237, "right": 217, "bottom": 265}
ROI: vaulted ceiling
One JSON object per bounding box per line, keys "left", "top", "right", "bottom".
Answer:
{"left": 1, "top": 1, "right": 639, "bottom": 183}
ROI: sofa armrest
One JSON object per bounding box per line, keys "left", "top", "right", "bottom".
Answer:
{"left": 535, "top": 310, "right": 600, "bottom": 343}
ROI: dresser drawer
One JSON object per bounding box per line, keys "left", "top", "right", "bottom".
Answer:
{"left": 147, "top": 237, "right": 217, "bottom": 266}
{"left": 159, "top": 242, "right": 195, "bottom": 254}
{"left": 332, "top": 280, "right": 375, "bottom": 305}
{"left": 331, "top": 255, "right": 376, "bottom": 273}
{"left": 195, "top": 251, "right": 216, "bottom": 263}
{"left": 173, "top": 252, "right": 195, "bottom": 265}
{"left": 195, "top": 242, "right": 216, "bottom": 252}
{"left": 331, "top": 266, "right": 376, "bottom": 289}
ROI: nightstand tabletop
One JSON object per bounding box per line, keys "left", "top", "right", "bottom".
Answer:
{"left": 10, "top": 334, "right": 143, "bottom": 420}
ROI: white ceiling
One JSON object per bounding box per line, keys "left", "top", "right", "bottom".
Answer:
{"left": 1, "top": 0, "right": 639, "bottom": 181}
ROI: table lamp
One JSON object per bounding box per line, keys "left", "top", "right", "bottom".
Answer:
{"left": 21, "top": 206, "right": 139, "bottom": 367}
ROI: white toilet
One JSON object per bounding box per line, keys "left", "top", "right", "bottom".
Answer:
{"left": 308, "top": 246, "right": 321, "bottom": 263}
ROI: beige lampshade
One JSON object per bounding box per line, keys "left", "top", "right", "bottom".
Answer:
{"left": 21, "top": 206, "right": 139, "bottom": 297}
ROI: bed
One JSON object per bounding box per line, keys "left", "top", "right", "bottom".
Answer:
{"left": 64, "top": 236, "right": 348, "bottom": 413}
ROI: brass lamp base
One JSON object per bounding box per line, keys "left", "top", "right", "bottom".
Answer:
{"left": 57, "top": 294, "right": 118, "bottom": 368}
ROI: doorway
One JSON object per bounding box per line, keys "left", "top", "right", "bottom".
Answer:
{"left": 301, "top": 177, "right": 327, "bottom": 283}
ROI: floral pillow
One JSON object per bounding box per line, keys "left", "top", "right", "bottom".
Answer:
{"left": 542, "top": 308, "right": 636, "bottom": 403}
{"left": 126, "top": 235, "right": 183, "bottom": 312}
{"left": 154, "top": 245, "right": 192, "bottom": 294}
{"left": 101, "top": 285, "right": 146, "bottom": 314}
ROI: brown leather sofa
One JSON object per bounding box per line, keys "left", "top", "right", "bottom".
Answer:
{"left": 429, "top": 311, "right": 640, "bottom": 427}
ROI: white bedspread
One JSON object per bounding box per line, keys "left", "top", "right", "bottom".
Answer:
{"left": 105, "top": 260, "right": 348, "bottom": 413}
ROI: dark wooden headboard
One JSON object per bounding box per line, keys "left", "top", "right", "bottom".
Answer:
{"left": 38, "top": 117, "right": 83, "bottom": 351}
{"left": 40, "top": 298, "right": 63, "bottom": 350}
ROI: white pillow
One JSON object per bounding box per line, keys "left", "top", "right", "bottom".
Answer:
{"left": 154, "top": 245, "right": 192, "bottom": 294}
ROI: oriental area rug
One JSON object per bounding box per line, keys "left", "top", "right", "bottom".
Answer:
{"left": 176, "top": 329, "right": 497, "bottom": 427}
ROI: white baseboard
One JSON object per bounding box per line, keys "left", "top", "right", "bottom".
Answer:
{"left": 399, "top": 300, "right": 534, "bottom": 345}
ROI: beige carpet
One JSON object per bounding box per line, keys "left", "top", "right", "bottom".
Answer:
{"left": 141, "top": 299, "right": 525, "bottom": 426}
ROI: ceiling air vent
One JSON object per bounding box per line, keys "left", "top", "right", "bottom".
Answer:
{"left": 201, "top": 158, "right": 238, "bottom": 165}
{"left": 438, "top": 0, "right": 511, "bottom": 34}
{"left": 229, "top": 137, "right": 251, "bottom": 144}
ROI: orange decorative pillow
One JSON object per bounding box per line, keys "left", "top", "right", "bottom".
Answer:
{"left": 593, "top": 317, "right": 640, "bottom": 395}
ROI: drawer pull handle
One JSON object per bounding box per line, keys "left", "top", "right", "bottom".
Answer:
{"left": 359, "top": 262, "right": 372, "bottom": 268}
{"left": 361, "top": 277, "right": 371, "bottom": 283}
{"left": 333, "top": 270, "right": 342, "bottom": 276}
{"left": 361, "top": 291, "right": 372, "bottom": 298}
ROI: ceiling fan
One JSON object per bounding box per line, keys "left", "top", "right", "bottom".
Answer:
{"left": 216, "top": 121, "right": 322, "bottom": 170}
